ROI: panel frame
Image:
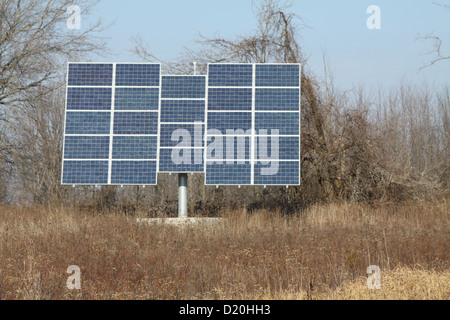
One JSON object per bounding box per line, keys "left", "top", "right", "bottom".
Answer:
{"left": 205, "top": 63, "right": 301, "bottom": 186}
{"left": 62, "top": 62, "right": 161, "bottom": 186}
{"left": 158, "top": 74, "right": 207, "bottom": 174}
{"left": 205, "top": 63, "right": 254, "bottom": 185}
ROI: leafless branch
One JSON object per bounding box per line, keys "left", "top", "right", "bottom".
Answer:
{"left": 418, "top": 2, "right": 450, "bottom": 69}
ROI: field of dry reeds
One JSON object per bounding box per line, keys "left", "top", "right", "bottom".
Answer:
{"left": 0, "top": 200, "right": 448, "bottom": 300}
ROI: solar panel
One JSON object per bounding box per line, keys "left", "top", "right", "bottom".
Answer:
{"left": 62, "top": 63, "right": 161, "bottom": 185}
{"left": 205, "top": 63, "right": 301, "bottom": 186}
{"left": 62, "top": 62, "right": 300, "bottom": 187}
{"left": 158, "top": 75, "right": 206, "bottom": 173}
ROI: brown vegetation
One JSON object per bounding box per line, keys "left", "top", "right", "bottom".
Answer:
{"left": 0, "top": 200, "right": 447, "bottom": 300}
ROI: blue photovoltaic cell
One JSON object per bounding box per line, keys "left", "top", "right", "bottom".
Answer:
{"left": 66, "top": 88, "right": 112, "bottom": 110}
{"left": 159, "top": 148, "right": 204, "bottom": 172}
{"left": 207, "top": 112, "right": 252, "bottom": 133}
{"left": 112, "top": 136, "right": 158, "bottom": 160}
{"left": 113, "top": 112, "right": 158, "bottom": 135}
{"left": 111, "top": 161, "right": 157, "bottom": 184}
{"left": 162, "top": 76, "right": 206, "bottom": 99}
{"left": 208, "top": 64, "right": 253, "bottom": 87}
{"left": 114, "top": 88, "right": 159, "bottom": 110}
{"left": 255, "top": 64, "right": 300, "bottom": 87}
{"left": 159, "top": 124, "right": 204, "bottom": 148}
{"left": 208, "top": 88, "right": 252, "bottom": 111}
{"left": 206, "top": 162, "right": 251, "bottom": 185}
{"left": 65, "top": 112, "right": 111, "bottom": 135}
{"left": 206, "top": 135, "right": 251, "bottom": 161}
{"left": 255, "top": 112, "right": 299, "bottom": 135}
{"left": 254, "top": 161, "right": 300, "bottom": 185}
{"left": 255, "top": 88, "right": 300, "bottom": 111}
{"left": 64, "top": 136, "right": 110, "bottom": 160}
{"left": 161, "top": 100, "right": 205, "bottom": 123}
{"left": 256, "top": 136, "right": 300, "bottom": 160}
{"left": 115, "top": 64, "right": 160, "bottom": 87}
{"left": 63, "top": 161, "right": 109, "bottom": 184}
{"left": 68, "top": 64, "right": 113, "bottom": 86}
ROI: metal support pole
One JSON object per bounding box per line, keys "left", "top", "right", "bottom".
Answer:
{"left": 177, "top": 63, "right": 195, "bottom": 219}
{"left": 178, "top": 173, "right": 188, "bottom": 218}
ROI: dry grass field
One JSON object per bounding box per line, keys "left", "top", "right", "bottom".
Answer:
{"left": 0, "top": 200, "right": 448, "bottom": 300}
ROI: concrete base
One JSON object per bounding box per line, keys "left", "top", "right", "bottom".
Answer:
{"left": 136, "top": 217, "right": 224, "bottom": 228}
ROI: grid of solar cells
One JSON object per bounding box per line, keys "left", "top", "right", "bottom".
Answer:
{"left": 205, "top": 162, "right": 251, "bottom": 185}
{"left": 115, "top": 64, "right": 160, "bottom": 87}
{"left": 160, "top": 124, "right": 204, "bottom": 148}
{"left": 255, "top": 88, "right": 300, "bottom": 111}
{"left": 64, "top": 136, "right": 110, "bottom": 160}
{"left": 62, "top": 63, "right": 160, "bottom": 185}
{"left": 161, "top": 100, "right": 205, "bottom": 123}
{"left": 206, "top": 135, "right": 251, "bottom": 162}
{"left": 208, "top": 64, "right": 253, "bottom": 87}
{"left": 64, "top": 70, "right": 110, "bottom": 196}
{"left": 253, "top": 64, "right": 300, "bottom": 185}
{"left": 67, "top": 88, "right": 112, "bottom": 110}
{"left": 159, "top": 76, "right": 206, "bottom": 173}
{"left": 68, "top": 64, "right": 113, "bottom": 86}
{"left": 115, "top": 88, "right": 159, "bottom": 110}
{"left": 63, "top": 161, "right": 109, "bottom": 185}
{"left": 254, "top": 161, "right": 300, "bottom": 185}
{"left": 206, "top": 63, "right": 300, "bottom": 186}
{"left": 207, "top": 112, "right": 252, "bottom": 133}
{"left": 65, "top": 112, "right": 111, "bottom": 135}
{"left": 206, "top": 65, "right": 254, "bottom": 184}
{"left": 111, "top": 161, "right": 157, "bottom": 185}
{"left": 112, "top": 136, "right": 158, "bottom": 160}
{"left": 208, "top": 88, "right": 252, "bottom": 110}
{"left": 255, "top": 113, "right": 300, "bottom": 135}
{"left": 256, "top": 136, "right": 300, "bottom": 160}
{"left": 255, "top": 64, "right": 300, "bottom": 87}
{"left": 162, "top": 76, "right": 206, "bottom": 99}
{"left": 113, "top": 112, "right": 159, "bottom": 135}
{"left": 63, "top": 62, "right": 300, "bottom": 186}
{"left": 159, "top": 149, "right": 204, "bottom": 172}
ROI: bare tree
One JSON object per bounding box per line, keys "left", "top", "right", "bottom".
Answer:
{"left": 130, "top": 0, "right": 448, "bottom": 212}
{"left": 7, "top": 84, "right": 65, "bottom": 204}
{"left": 0, "top": 0, "right": 106, "bottom": 106}
{"left": 131, "top": 0, "right": 343, "bottom": 208}
{"left": 418, "top": 2, "right": 450, "bottom": 69}
{"left": 132, "top": 0, "right": 307, "bottom": 71}
{"left": 0, "top": 0, "right": 108, "bottom": 204}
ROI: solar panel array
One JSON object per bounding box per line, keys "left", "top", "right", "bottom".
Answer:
{"left": 62, "top": 63, "right": 301, "bottom": 186}
{"left": 62, "top": 63, "right": 160, "bottom": 185}
{"left": 205, "top": 64, "right": 300, "bottom": 185}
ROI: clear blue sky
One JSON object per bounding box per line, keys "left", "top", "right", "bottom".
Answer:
{"left": 82, "top": 0, "right": 450, "bottom": 90}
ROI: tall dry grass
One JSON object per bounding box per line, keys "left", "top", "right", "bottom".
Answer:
{"left": 0, "top": 200, "right": 448, "bottom": 300}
